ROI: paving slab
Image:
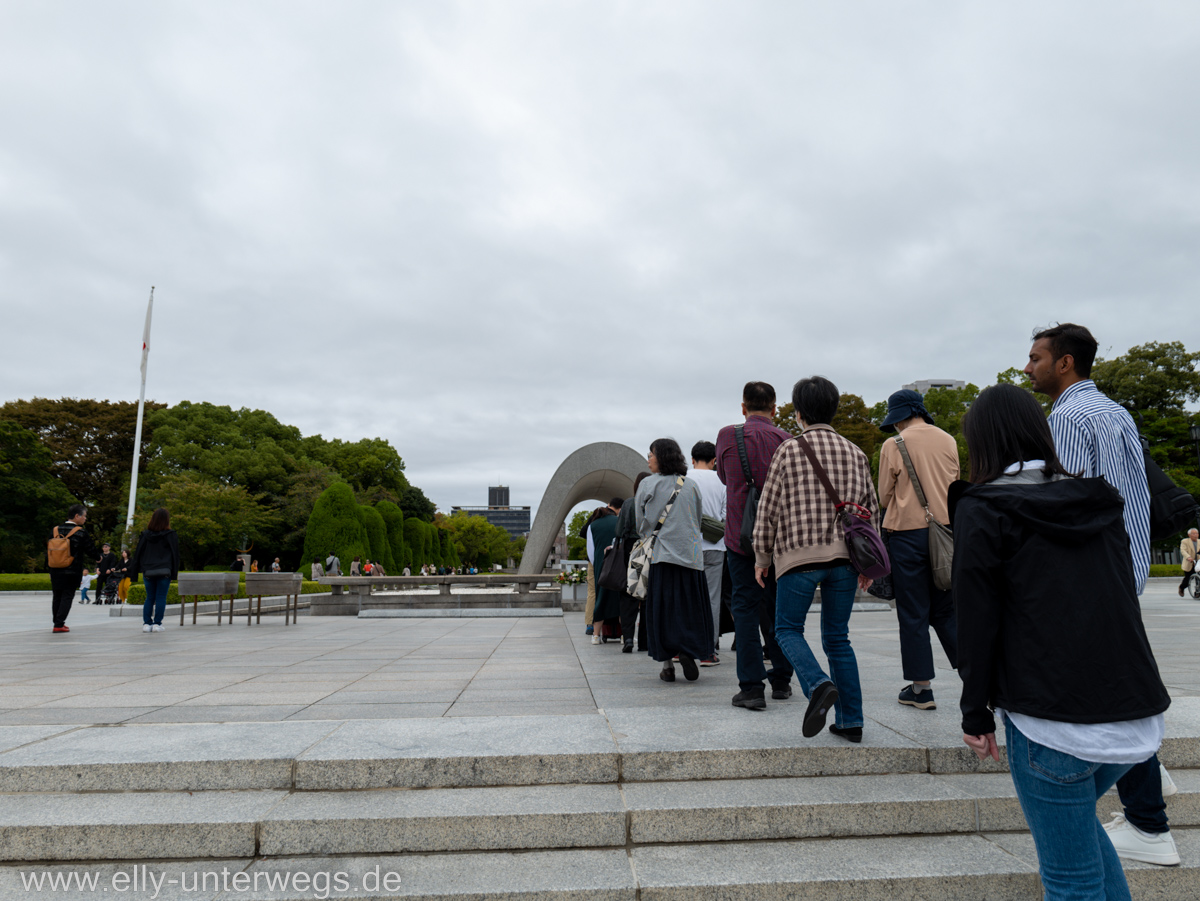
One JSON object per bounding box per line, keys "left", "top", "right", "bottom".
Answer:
{"left": 0, "top": 725, "right": 78, "bottom": 753}
{"left": 631, "top": 834, "right": 1039, "bottom": 900}
{"left": 0, "top": 791, "right": 285, "bottom": 861}
{"left": 294, "top": 715, "right": 619, "bottom": 789}
{"left": 607, "top": 705, "right": 927, "bottom": 781}
{"left": 260, "top": 784, "right": 625, "bottom": 855}
{"left": 0, "top": 721, "right": 340, "bottom": 791}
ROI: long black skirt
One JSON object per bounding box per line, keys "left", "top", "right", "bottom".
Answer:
{"left": 645, "top": 562, "right": 714, "bottom": 663}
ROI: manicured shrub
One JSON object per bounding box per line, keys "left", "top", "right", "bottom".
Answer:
{"left": 358, "top": 505, "right": 393, "bottom": 571}
{"left": 402, "top": 518, "right": 426, "bottom": 567}
{"left": 301, "top": 482, "right": 369, "bottom": 567}
{"left": 376, "top": 501, "right": 405, "bottom": 572}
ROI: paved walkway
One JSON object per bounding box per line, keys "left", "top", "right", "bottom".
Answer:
{"left": 0, "top": 580, "right": 1195, "bottom": 729}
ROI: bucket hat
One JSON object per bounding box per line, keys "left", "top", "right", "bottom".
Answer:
{"left": 880, "top": 389, "right": 935, "bottom": 432}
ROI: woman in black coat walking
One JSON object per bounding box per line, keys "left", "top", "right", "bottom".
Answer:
{"left": 129, "top": 508, "right": 181, "bottom": 633}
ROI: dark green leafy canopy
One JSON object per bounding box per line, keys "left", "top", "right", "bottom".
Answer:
{"left": 375, "top": 501, "right": 406, "bottom": 570}
{"left": 358, "top": 504, "right": 393, "bottom": 570}
{"left": 305, "top": 437, "right": 409, "bottom": 499}
{"left": 0, "top": 420, "right": 79, "bottom": 572}
{"left": 402, "top": 518, "right": 427, "bottom": 567}
{"left": 399, "top": 485, "right": 436, "bottom": 522}
{"left": 1092, "top": 342, "right": 1200, "bottom": 414}
{"left": 0, "top": 397, "right": 166, "bottom": 538}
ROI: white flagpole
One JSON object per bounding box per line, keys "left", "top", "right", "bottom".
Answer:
{"left": 125, "top": 287, "right": 154, "bottom": 539}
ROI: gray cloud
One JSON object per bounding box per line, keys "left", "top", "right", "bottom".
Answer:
{"left": 3, "top": 2, "right": 1199, "bottom": 519}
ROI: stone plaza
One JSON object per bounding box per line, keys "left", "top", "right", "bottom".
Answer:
{"left": 0, "top": 581, "right": 1196, "bottom": 898}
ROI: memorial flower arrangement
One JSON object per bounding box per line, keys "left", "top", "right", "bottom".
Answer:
{"left": 554, "top": 569, "right": 586, "bottom": 585}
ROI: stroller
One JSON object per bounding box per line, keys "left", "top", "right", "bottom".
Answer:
{"left": 101, "top": 573, "right": 121, "bottom": 605}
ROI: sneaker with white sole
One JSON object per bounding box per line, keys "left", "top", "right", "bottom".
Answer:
{"left": 152, "top": 624, "right": 165, "bottom": 632}
{"left": 1161, "top": 764, "right": 1178, "bottom": 798}
{"left": 142, "top": 624, "right": 152, "bottom": 633}
{"left": 1103, "top": 813, "right": 1180, "bottom": 866}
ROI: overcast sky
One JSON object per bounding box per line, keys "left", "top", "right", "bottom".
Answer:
{"left": 4, "top": 2, "right": 1199, "bottom": 522}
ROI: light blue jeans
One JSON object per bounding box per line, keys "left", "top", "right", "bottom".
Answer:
{"left": 774, "top": 565, "right": 862, "bottom": 729}
{"left": 142, "top": 576, "right": 170, "bottom": 626}
{"left": 1004, "top": 716, "right": 1134, "bottom": 901}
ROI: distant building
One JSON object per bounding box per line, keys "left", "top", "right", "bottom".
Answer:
{"left": 903, "top": 379, "right": 966, "bottom": 395}
{"left": 451, "top": 485, "right": 531, "bottom": 539}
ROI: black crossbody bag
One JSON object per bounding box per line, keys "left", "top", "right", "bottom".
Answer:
{"left": 735, "top": 425, "right": 758, "bottom": 556}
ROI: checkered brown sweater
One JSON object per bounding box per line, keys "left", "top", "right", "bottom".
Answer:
{"left": 753, "top": 423, "right": 881, "bottom": 574}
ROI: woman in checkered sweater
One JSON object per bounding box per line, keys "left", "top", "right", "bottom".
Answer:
{"left": 753, "top": 376, "right": 881, "bottom": 743}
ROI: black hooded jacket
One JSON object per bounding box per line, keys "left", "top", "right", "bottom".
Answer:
{"left": 952, "top": 474, "right": 1169, "bottom": 737}
{"left": 128, "top": 529, "right": 180, "bottom": 582}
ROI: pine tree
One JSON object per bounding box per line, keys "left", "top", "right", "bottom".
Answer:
{"left": 376, "top": 501, "right": 405, "bottom": 572}
{"left": 301, "top": 482, "right": 369, "bottom": 567}
{"left": 358, "top": 505, "right": 393, "bottom": 571}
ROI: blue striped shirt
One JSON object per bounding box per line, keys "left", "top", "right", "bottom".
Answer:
{"left": 1048, "top": 380, "right": 1150, "bottom": 594}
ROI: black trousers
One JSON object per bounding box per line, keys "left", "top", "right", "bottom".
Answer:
{"left": 1180, "top": 570, "right": 1193, "bottom": 592}
{"left": 619, "top": 593, "right": 647, "bottom": 650}
{"left": 1117, "top": 753, "right": 1168, "bottom": 834}
{"left": 50, "top": 571, "right": 80, "bottom": 627}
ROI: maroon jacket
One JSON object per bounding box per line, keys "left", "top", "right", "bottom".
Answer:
{"left": 715, "top": 414, "right": 791, "bottom": 557}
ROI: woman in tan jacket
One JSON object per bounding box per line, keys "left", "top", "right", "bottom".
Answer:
{"left": 754, "top": 376, "right": 880, "bottom": 742}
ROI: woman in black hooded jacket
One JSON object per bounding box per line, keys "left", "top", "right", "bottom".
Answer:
{"left": 129, "top": 507, "right": 181, "bottom": 633}
{"left": 952, "top": 385, "right": 1168, "bottom": 901}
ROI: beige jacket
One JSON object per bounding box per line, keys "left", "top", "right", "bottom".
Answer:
{"left": 1181, "top": 537, "right": 1199, "bottom": 571}
{"left": 878, "top": 422, "right": 959, "bottom": 531}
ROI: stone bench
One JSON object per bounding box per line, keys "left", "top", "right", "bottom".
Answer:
{"left": 176, "top": 572, "right": 242, "bottom": 626}
{"left": 244, "top": 572, "right": 303, "bottom": 625}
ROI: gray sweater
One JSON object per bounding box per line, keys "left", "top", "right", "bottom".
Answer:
{"left": 635, "top": 474, "right": 704, "bottom": 570}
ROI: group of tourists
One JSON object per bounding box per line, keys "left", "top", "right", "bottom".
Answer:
{"left": 576, "top": 322, "right": 1179, "bottom": 899}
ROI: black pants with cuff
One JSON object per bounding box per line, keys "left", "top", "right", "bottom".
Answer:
{"left": 50, "top": 571, "right": 80, "bottom": 627}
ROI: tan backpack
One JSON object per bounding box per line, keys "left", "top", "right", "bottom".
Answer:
{"left": 47, "top": 526, "right": 81, "bottom": 569}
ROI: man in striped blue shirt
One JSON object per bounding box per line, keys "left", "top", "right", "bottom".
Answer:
{"left": 1025, "top": 323, "right": 1178, "bottom": 867}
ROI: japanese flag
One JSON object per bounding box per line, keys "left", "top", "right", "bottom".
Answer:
{"left": 140, "top": 289, "right": 154, "bottom": 382}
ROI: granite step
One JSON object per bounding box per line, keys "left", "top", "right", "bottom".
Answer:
{"left": 4, "top": 709, "right": 1200, "bottom": 793}
{"left": 2, "top": 771, "right": 1198, "bottom": 861}
{"left": 1, "top": 830, "right": 1198, "bottom": 899}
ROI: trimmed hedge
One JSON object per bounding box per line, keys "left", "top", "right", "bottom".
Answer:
{"left": 0, "top": 572, "right": 325, "bottom": 604}
{"left": 1150, "top": 563, "right": 1188, "bottom": 578}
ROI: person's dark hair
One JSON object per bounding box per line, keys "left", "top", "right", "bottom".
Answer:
{"left": 147, "top": 507, "right": 170, "bottom": 531}
{"left": 743, "top": 381, "right": 776, "bottom": 413}
{"left": 792, "top": 376, "right": 839, "bottom": 425}
{"left": 691, "top": 440, "right": 716, "bottom": 463}
{"left": 633, "top": 471, "right": 652, "bottom": 493}
{"left": 67, "top": 503, "right": 86, "bottom": 518}
{"left": 313, "top": 557, "right": 319, "bottom": 564}
{"left": 963, "top": 384, "right": 1075, "bottom": 484}
{"left": 1032, "top": 323, "right": 1099, "bottom": 378}
{"left": 650, "top": 438, "right": 688, "bottom": 477}
{"left": 586, "top": 506, "right": 609, "bottom": 525}
{"left": 609, "top": 497, "right": 624, "bottom": 509}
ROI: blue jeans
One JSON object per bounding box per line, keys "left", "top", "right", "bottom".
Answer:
{"left": 1116, "top": 754, "right": 1167, "bottom": 834}
{"left": 142, "top": 576, "right": 169, "bottom": 625}
{"left": 726, "top": 551, "right": 792, "bottom": 693}
{"left": 1004, "top": 716, "right": 1134, "bottom": 901}
{"left": 774, "top": 565, "right": 862, "bottom": 729}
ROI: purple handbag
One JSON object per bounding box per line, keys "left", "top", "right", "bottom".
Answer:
{"left": 796, "top": 436, "right": 891, "bottom": 581}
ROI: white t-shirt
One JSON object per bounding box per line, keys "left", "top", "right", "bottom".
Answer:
{"left": 689, "top": 467, "right": 727, "bottom": 553}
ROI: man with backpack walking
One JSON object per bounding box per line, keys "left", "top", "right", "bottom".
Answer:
{"left": 47, "top": 504, "right": 97, "bottom": 633}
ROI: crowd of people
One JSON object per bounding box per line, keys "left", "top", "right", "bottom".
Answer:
{"left": 572, "top": 323, "right": 1181, "bottom": 899}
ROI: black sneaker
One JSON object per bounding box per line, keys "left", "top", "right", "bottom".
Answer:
{"left": 830, "top": 724, "right": 863, "bottom": 743}
{"left": 678, "top": 654, "right": 699, "bottom": 682}
{"left": 622, "top": 642, "right": 633, "bottom": 654}
{"left": 659, "top": 666, "right": 676, "bottom": 683}
{"left": 771, "top": 685, "right": 792, "bottom": 700}
{"left": 732, "top": 688, "right": 766, "bottom": 710}
{"left": 802, "top": 681, "right": 839, "bottom": 738}
{"left": 898, "top": 684, "right": 936, "bottom": 710}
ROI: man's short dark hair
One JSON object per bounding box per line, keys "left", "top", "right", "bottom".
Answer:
{"left": 67, "top": 504, "right": 86, "bottom": 518}
{"left": 743, "top": 381, "right": 776, "bottom": 412}
{"left": 608, "top": 497, "right": 624, "bottom": 509}
{"left": 792, "top": 376, "right": 840, "bottom": 425}
{"left": 691, "top": 440, "right": 716, "bottom": 463}
{"left": 1032, "top": 323, "right": 1099, "bottom": 378}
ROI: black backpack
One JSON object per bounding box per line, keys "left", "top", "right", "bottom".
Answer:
{"left": 1140, "top": 437, "right": 1199, "bottom": 541}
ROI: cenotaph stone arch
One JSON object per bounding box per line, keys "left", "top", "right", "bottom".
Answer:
{"left": 517, "top": 442, "right": 648, "bottom": 575}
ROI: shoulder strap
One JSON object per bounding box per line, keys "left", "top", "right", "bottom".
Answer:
{"left": 734, "top": 425, "right": 755, "bottom": 489}
{"left": 893, "top": 436, "right": 933, "bottom": 521}
{"left": 796, "top": 436, "right": 843, "bottom": 507}
{"left": 54, "top": 526, "right": 81, "bottom": 541}
{"left": 652, "top": 476, "right": 686, "bottom": 533}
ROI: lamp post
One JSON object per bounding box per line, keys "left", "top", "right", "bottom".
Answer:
{"left": 1191, "top": 424, "right": 1200, "bottom": 474}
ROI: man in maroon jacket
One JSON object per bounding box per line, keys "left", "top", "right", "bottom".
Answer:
{"left": 716, "top": 382, "right": 795, "bottom": 709}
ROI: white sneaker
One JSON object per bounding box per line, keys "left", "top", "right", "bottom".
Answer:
{"left": 591, "top": 633, "right": 601, "bottom": 645}
{"left": 152, "top": 624, "right": 165, "bottom": 632}
{"left": 1103, "top": 813, "right": 1180, "bottom": 865}
{"left": 142, "top": 624, "right": 152, "bottom": 633}
{"left": 1161, "top": 764, "right": 1178, "bottom": 798}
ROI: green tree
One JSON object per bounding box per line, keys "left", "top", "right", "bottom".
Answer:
{"left": 376, "top": 501, "right": 406, "bottom": 572}
{"left": 0, "top": 397, "right": 167, "bottom": 538}
{"left": 567, "top": 509, "right": 591, "bottom": 560}
{"left": 358, "top": 504, "right": 393, "bottom": 570}
{"left": 399, "top": 484, "right": 437, "bottom": 522}
{"left": 403, "top": 518, "right": 427, "bottom": 567}
{"left": 304, "top": 436, "right": 409, "bottom": 500}
{"left": 273, "top": 464, "right": 339, "bottom": 570}
{"left": 301, "top": 482, "right": 369, "bottom": 568}
{"left": 0, "top": 420, "right": 80, "bottom": 571}
{"left": 137, "top": 473, "right": 277, "bottom": 570}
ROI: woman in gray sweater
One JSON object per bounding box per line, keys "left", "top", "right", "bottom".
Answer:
{"left": 635, "top": 438, "right": 713, "bottom": 682}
